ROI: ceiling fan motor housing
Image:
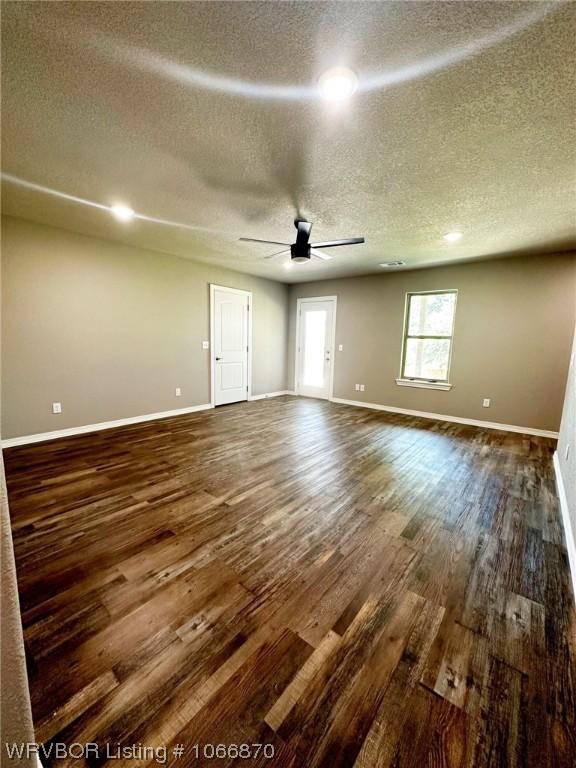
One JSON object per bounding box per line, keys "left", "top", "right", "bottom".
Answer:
{"left": 291, "top": 243, "right": 311, "bottom": 262}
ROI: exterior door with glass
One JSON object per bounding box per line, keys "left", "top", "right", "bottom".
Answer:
{"left": 296, "top": 298, "right": 336, "bottom": 399}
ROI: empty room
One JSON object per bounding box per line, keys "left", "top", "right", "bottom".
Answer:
{"left": 1, "top": 2, "right": 575, "bottom": 767}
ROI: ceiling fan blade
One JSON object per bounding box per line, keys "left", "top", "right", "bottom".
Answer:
{"left": 310, "top": 237, "right": 365, "bottom": 248}
{"left": 264, "top": 249, "right": 291, "bottom": 260}
{"left": 311, "top": 248, "right": 333, "bottom": 261}
{"left": 239, "top": 237, "right": 291, "bottom": 246}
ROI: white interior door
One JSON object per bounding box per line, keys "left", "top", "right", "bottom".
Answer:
{"left": 212, "top": 287, "right": 250, "bottom": 406}
{"left": 296, "top": 298, "right": 336, "bottom": 399}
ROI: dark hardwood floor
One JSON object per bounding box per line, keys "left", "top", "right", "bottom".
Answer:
{"left": 5, "top": 396, "right": 576, "bottom": 767}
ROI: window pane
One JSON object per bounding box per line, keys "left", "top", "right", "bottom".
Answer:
{"left": 408, "top": 293, "right": 456, "bottom": 336}
{"left": 404, "top": 338, "right": 451, "bottom": 380}
{"left": 302, "top": 310, "right": 326, "bottom": 387}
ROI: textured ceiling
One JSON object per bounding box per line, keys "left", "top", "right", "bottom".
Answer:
{"left": 1, "top": 1, "right": 575, "bottom": 283}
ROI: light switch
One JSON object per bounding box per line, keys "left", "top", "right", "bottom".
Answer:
{"left": 483, "top": 398, "right": 491, "bottom": 408}
{"left": 175, "top": 388, "right": 182, "bottom": 397}
{"left": 338, "top": 344, "right": 343, "bottom": 352}
{"left": 360, "top": 385, "right": 365, "bottom": 392}
{"left": 202, "top": 341, "right": 210, "bottom": 349}
{"left": 52, "top": 402, "right": 62, "bottom": 414}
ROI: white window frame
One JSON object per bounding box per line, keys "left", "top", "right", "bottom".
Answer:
{"left": 396, "top": 289, "right": 457, "bottom": 391}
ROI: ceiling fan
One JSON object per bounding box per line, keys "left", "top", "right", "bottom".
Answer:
{"left": 240, "top": 219, "right": 365, "bottom": 263}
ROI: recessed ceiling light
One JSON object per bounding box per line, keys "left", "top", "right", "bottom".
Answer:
{"left": 443, "top": 231, "right": 462, "bottom": 242}
{"left": 380, "top": 261, "right": 405, "bottom": 268}
{"left": 111, "top": 204, "right": 135, "bottom": 222}
{"left": 318, "top": 66, "right": 358, "bottom": 102}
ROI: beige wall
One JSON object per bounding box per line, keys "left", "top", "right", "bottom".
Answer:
{"left": 557, "top": 324, "right": 575, "bottom": 534}
{"left": 2, "top": 216, "right": 574, "bottom": 439}
{"left": 289, "top": 254, "right": 576, "bottom": 432}
{"left": 1, "top": 216, "right": 289, "bottom": 439}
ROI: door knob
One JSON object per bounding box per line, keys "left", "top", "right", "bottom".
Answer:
{"left": 215, "top": 356, "right": 223, "bottom": 361}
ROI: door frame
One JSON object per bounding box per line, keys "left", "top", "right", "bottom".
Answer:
{"left": 294, "top": 296, "right": 338, "bottom": 400}
{"left": 210, "top": 284, "right": 253, "bottom": 407}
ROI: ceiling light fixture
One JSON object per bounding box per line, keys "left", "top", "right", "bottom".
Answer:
{"left": 443, "top": 231, "right": 463, "bottom": 242}
{"left": 79, "top": 5, "right": 553, "bottom": 104}
{"left": 1, "top": 174, "right": 229, "bottom": 235}
{"left": 318, "top": 66, "right": 358, "bottom": 102}
{"left": 380, "top": 261, "right": 405, "bottom": 268}
{"left": 111, "top": 204, "right": 135, "bottom": 222}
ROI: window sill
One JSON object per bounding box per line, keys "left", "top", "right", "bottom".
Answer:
{"left": 395, "top": 379, "right": 452, "bottom": 391}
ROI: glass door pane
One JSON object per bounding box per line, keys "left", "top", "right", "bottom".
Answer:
{"left": 302, "top": 310, "right": 327, "bottom": 387}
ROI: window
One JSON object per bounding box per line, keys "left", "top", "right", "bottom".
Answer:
{"left": 399, "top": 290, "right": 457, "bottom": 387}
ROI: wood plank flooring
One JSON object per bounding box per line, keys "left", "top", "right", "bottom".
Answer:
{"left": 4, "top": 396, "right": 576, "bottom": 767}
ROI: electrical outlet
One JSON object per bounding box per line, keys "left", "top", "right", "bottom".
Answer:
{"left": 566, "top": 444, "right": 571, "bottom": 461}
{"left": 360, "top": 384, "right": 365, "bottom": 392}
{"left": 52, "top": 402, "right": 62, "bottom": 414}
{"left": 483, "top": 398, "right": 491, "bottom": 408}
{"left": 338, "top": 344, "right": 343, "bottom": 352}
{"left": 202, "top": 341, "right": 209, "bottom": 349}
{"left": 175, "top": 387, "right": 182, "bottom": 397}
{"left": 355, "top": 384, "right": 360, "bottom": 392}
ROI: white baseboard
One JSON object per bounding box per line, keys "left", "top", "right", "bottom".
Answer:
{"left": 329, "top": 397, "right": 559, "bottom": 439}
{"left": 1, "top": 394, "right": 299, "bottom": 447}
{"left": 553, "top": 451, "right": 576, "bottom": 603}
{"left": 1, "top": 403, "right": 213, "bottom": 448}
{"left": 249, "top": 390, "right": 295, "bottom": 401}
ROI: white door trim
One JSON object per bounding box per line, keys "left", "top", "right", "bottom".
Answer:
{"left": 210, "top": 284, "right": 252, "bottom": 407}
{"left": 294, "top": 296, "right": 338, "bottom": 400}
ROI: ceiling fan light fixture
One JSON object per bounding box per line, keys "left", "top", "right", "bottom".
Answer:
{"left": 318, "top": 66, "right": 358, "bottom": 102}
